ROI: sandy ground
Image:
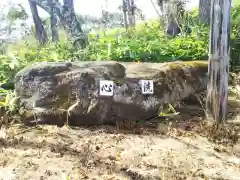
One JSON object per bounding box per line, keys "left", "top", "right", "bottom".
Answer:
{"left": 1, "top": 86, "right": 240, "bottom": 180}
{"left": 0, "top": 102, "right": 240, "bottom": 180}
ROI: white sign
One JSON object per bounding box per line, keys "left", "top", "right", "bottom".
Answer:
{"left": 99, "top": 80, "right": 114, "bottom": 96}
{"left": 140, "top": 80, "right": 154, "bottom": 94}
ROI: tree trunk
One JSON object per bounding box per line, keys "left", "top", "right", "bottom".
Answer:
{"left": 63, "top": 0, "right": 73, "bottom": 8}
{"left": 130, "top": 0, "right": 136, "bottom": 27}
{"left": 101, "top": 0, "right": 108, "bottom": 35}
{"left": 30, "top": 0, "right": 84, "bottom": 39}
{"left": 166, "top": 0, "right": 182, "bottom": 37}
{"left": 126, "top": 0, "right": 133, "bottom": 27}
{"left": 206, "top": 0, "right": 231, "bottom": 124}
{"left": 158, "top": 0, "right": 182, "bottom": 37}
{"left": 157, "top": 0, "right": 164, "bottom": 14}
{"left": 199, "top": 0, "right": 211, "bottom": 25}
{"left": 122, "top": 0, "right": 128, "bottom": 29}
{"left": 50, "top": 0, "right": 59, "bottom": 42}
{"left": 28, "top": 0, "right": 48, "bottom": 44}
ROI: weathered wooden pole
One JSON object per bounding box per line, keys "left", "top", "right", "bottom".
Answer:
{"left": 206, "top": 0, "right": 231, "bottom": 124}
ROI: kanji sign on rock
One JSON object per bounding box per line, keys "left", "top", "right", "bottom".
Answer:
{"left": 140, "top": 80, "right": 154, "bottom": 94}
{"left": 99, "top": 80, "right": 114, "bottom": 96}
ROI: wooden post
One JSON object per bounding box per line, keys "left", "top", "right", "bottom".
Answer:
{"left": 206, "top": 0, "right": 231, "bottom": 123}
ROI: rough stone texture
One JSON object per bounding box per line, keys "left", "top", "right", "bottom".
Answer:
{"left": 15, "top": 61, "right": 208, "bottom": 126}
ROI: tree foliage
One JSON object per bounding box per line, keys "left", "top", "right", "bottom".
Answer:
{"left": 7, "top": 4, "right": 28, "bottom": 21}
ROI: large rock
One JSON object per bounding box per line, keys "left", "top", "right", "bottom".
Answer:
{"left": 15, "top": 61, "right": 208, "bottom": 126}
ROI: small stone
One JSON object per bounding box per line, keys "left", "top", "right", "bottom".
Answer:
{"left": 96, "top": 146, "right": 100, "bottom": 150}
{"left": 108, "top": 155, "right": 117, "bottom": 161}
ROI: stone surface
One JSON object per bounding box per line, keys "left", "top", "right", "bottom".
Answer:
{"left": 15, "top": 60, "right": 208, "bottom": 126}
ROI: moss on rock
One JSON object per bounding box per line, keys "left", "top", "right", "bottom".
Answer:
{"left": 168, "top": 60, "right": 208, "bottom": 70}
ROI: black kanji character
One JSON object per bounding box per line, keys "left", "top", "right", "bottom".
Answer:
{"left": 101, "top": 84, "right": 113, "bottom": 92}
{"left": 143, "top": 81, "right": 152, "bottom": 92}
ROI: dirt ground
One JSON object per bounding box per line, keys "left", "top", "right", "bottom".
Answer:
{"left": 0, "top": 97, "right": 240, "bottom": 180}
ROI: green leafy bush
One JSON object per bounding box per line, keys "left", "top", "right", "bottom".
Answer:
{"left": 1, "top": 5, "right": 240, "bottom": 89}
{"left": 0, "top": 5, "right": 239, "bottom": 116}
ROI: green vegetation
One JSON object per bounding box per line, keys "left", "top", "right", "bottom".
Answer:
{"left": 233, "top": 0, "right": 240, "bottom": 6}
{"left": 0, "top": 5, "right": 240, "bottom": 112}
{"left": 0, "top": 13, "right": 207, "bottom": 84}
